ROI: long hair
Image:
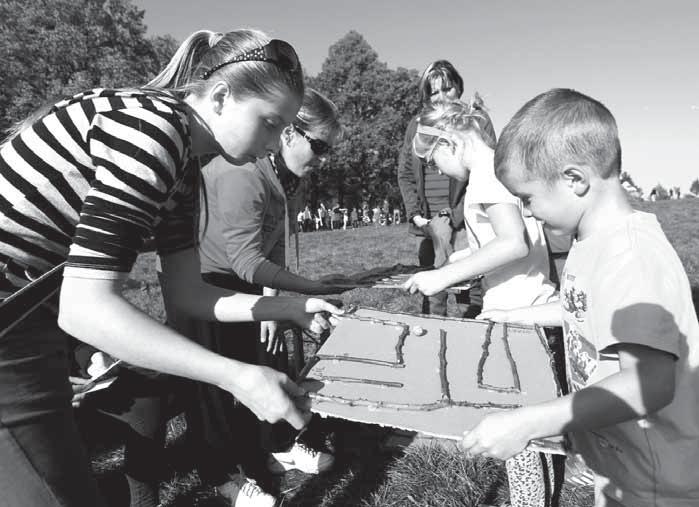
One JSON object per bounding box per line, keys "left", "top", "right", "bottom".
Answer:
{"left": 418, "top": 60, "right": 464, "bottom": 105}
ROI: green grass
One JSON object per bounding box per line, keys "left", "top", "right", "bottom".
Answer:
{"left": 112, "top": 199, "right": 697, "bottom": 506}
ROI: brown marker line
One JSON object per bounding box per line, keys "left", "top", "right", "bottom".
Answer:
{"left": 439, "top": 329, "right": 451, "bottom": 401}
{"left": 309, "top": 392, "right": 521, "bottom": 411}
{"left": 315, "top": 355, "right": 407, "bottom": 368}
{"left": 501, "top": 323, "right": 522, "bottom": 392}
{"left": 315, "top": 375, "right": 404, "bottom": 388}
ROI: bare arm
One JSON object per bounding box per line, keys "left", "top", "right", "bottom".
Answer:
{"left": 404, "top": 202, "right": 529, "bottom": 296}
{"left": 462, "top": 343, "right": 677, "bottom": 459}
{"left": 158, "top": 248, "right": 340, "bottom": 327}
{"left": 478, "top": 301, "right": 563, "bottom": 327}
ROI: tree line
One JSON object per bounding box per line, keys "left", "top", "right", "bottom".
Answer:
{"left": 2, "top": 0, "right": 696, "bottom": 209}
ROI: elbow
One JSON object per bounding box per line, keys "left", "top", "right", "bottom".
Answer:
{"left": 507, "top": 237, "right": 530, "bottom": 261}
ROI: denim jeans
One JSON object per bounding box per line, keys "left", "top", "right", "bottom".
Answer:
{"left": 0, "top": 303, "right": 105, "bottom": 507}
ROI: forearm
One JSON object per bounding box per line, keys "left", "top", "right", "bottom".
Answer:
{"left": 438, "top": 237, "right": 528, "bottom": 287}
{"left": 504, "top": 301, "right": 562, "bottom": 327}
{"left": 519, "top": 366, "right": 674, "bottom": 441}
{"left": 59, "top": 287, "right": 242, "bottom": 387}
{"left": 252, "top": 260, "right": 324, "bottom": 294}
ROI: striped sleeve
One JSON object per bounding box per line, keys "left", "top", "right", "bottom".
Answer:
{"left": 63, "top": 106, "right": 189, "bottom": 279}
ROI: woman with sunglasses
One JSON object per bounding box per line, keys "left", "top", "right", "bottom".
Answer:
{"left": 177, "top": 88, "right": 343, "bottom": 505}
{"left": 0, "top": 29, "right": 342, "bottom": 507}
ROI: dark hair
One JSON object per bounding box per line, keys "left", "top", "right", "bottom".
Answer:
{"left": 418, "top": 60, "right": 464, "bottom": 105}
{"left": 495, "top": 88, "right": 621, "bottom": 183}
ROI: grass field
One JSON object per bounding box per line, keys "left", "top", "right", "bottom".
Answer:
{"left": 111, "top": 198, "right": 698, "bottom": 506}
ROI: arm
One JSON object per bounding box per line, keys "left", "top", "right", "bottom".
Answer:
{"left": 397, "top": 118, "right": 422, "bottom": 223}
{"left": 58, "top": 275, "right": 314, "bottom": 429}
{"left": 461, "top": 343, "right": 676, "bottom": 459}
{"left": 478, "top": 301, "right": 562, "bottom": 327}
{"left": 404, "top": 202, "right": 529, "bottom": 296}
{"left": 158, "top": 247, "right": 340, "bottom": 325}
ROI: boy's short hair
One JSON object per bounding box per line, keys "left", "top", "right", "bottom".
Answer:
{"left": 418, "top": 60, "right": 464, "bottom": 105}
{"left": 495, "top": 88, "right": 622, "bottom": 183}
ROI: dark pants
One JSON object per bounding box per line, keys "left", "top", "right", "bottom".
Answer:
{"left": 184, "top": 274, "right": 294, "bottom": 486}
{"left": 0, "top": 304, "right": 105, "bottom": 507}
{"left": 418, "top": 238, "right": 448, "bottom": 316}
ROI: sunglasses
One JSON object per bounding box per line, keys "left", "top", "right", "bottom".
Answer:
{"left": 201, "top": 39, "right": 301, "bottom": 80}
{"left": 293, "top": 124, "right": 331, "bottom": 156}
{"left": 413, "top": 124, "right": 453, "bottom": 167}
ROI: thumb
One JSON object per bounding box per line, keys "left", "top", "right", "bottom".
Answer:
{"left": 281, "top": 375, "right": 308, "bottom": 398}
{"left": 313, "top": 299, "right": 344, "bottom": 316}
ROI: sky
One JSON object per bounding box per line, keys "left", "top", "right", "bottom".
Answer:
{"left": 133, "top": 0, "right": 699, "bottom": 194}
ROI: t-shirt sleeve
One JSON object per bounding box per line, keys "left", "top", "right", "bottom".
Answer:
{"left": 591, "top": 252, "right": 681, "bottom": 358}
{"left": 64, "top": 107, "right": 188, "bottom": 279}
{"left": 465, "top": 154, "right": 519, "bottom": 207}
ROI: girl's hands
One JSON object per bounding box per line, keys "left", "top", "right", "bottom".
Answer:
{"left": 402, "top": 270, "right": 447, "bottom": 296}
{"left": 297, "top": 298, "right": 343, "bottom": 333}
{"left": 222, "top": 363, "right": 311, "bottom": 430}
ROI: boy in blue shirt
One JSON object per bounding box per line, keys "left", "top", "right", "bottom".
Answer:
{"left": 465, "top": 88, "right": 699, "bottom": 507}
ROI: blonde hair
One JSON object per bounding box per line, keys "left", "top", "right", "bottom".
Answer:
{"left": 295, "top": 88, "right": 343, "bottom": 144}
{"left": 414, "top": 93, "right": 497, "bottom": 150}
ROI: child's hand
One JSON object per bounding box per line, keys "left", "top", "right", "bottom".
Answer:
{"left": 260, "top": 321, "right": 284, "bottom": 354}
{"left": 402, "top": 270, "right": 447, "bottom": 296}
{"left": 476, "top": 309, "right": 510, "bottom": 322}
{"left": 461, "top": 409, "right": 534, "bottom": 460}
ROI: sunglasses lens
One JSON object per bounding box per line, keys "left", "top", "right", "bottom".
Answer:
{"left": 312, "top": 141, "right": 330, "bottom": 156}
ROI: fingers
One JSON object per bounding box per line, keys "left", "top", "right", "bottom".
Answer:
{"left": 260, "top": 324, "right": 268, "bottom": 344}
{"left": 314, "top": 299, "right": 344, "bottom": 316}
{"left": 402, "top": 275, "right": 417, "bottom": 294}
{"left": 284, "top": 404, "right": 312, "bottom": 430}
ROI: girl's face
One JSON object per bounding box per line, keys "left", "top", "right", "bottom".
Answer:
{"left": 281, "top": 125, "right": 332, "bottom": 177}
{"left": 205, "top": 85, "right": 301, "bottom": 165}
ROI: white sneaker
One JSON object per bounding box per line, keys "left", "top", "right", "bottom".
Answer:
{"left": 215, "top": 472, "right": 276, "bottom": 507}
{"left": 267, "top": 441, "right": 335, "bottom": 474}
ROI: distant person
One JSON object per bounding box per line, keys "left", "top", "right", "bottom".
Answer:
{"left": 397, "top": 60, "right": 476, "bottom": 316}
{"left": 342, "top": 209, "right": 349, "bottom": 230}
{"left": 393, "top": 207, "right": 401, "bottom": 225}
{"left": 471, "top": 88, "right": 699, "bottom": 507}
{"left": 297, "top": 210, "right": 304, "bottom": 232}
{"left": 350, "top": 208, "right": 359, "bottom": 228}
{"left": 302, "top": 205, "right": 313, "bottom": 232}
{"left": 649, "top": 188, "right": 658, "bottom": 201}
{"left": 318, "top": 203, "right": 328, "bottom": 229}
{"left": 405, "top": 96, "right": 558, "bottom": 507}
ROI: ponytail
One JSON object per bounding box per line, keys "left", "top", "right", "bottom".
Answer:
{"left": 146, "top": 30, "right": 220, "bottom": 92}
{"left": 417, "top": 93, "right": 497, "bottom": 149}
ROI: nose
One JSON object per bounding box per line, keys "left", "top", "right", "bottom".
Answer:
{"left": 263, "top": 134, "right": 280, "bottom": 154}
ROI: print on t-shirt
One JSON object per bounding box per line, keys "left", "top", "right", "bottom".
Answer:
{"left": 562, "top": 274, "right": 597, "bottom": 391}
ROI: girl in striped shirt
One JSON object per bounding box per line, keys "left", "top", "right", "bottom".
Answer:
{"left": 0, "top": 28, "right": 340, "bottom": 507}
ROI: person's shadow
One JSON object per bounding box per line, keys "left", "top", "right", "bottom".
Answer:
{"left": 567, "top": 302, "right": 696, "bottom": 506}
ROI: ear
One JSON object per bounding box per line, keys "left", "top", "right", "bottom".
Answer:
{"left": 282, "top": 125, "right": 295, "bottom": 145}
{"left": 561, "top": 164, "right": 590, "bottom": 196}
{"left": 208, "top": 81, "right": 231, "bottom": 115}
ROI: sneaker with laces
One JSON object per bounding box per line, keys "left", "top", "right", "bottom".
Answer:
{"left": 215, "top": 472, "right": 276, "bottom": 507}
{"left": 267, "top": 441, "right": 335, "bottom": 474}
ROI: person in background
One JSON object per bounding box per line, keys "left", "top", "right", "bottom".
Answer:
{"left": 350, "top": 207, "right": 359, "bottom": 228}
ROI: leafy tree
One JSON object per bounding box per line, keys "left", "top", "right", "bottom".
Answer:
{"left": 650, "top": 183, "right": 669, "bottom": 200}
{"left": 0, "top": 0, "right": 177, "bottom": 135}
{"left": 305, "top": 31, "right": 420, "bottom": 210}
{"left": 689, "top": 178, "right": 699, "bottom": 196}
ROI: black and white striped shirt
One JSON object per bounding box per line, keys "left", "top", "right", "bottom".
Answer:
{"left": 0, "top": 88, "right": 197, "bottom": 282}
